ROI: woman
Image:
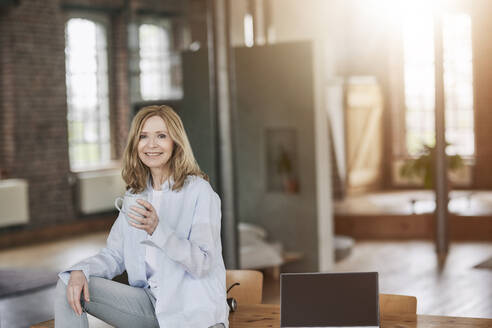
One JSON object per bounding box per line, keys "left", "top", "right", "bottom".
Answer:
{"left": 55, "top": 105, "right": 229, "bottom": 328}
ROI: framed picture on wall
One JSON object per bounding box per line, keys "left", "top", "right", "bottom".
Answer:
{"left": 265, "top": 128, "right": 300, "bottom": 193}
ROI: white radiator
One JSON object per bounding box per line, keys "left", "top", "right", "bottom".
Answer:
{"left": 77, "top": 169, "right": 126, "bottom": 215}
{"left": 0, "top": 179, "right": 29, "bottom": 227}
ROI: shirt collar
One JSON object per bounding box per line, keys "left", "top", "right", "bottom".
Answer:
{"left": 147, "top": 175, "right": 174, "bottom": 192}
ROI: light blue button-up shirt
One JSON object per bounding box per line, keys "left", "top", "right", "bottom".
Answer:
{"left": 59, "top": 176, "right": 229, "bottom": 328}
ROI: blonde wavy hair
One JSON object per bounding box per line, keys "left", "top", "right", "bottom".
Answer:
{"left": 122, "top": 105, "right": 208, "bottom": 193}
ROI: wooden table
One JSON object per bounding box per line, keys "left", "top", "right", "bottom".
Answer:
{"left": 229, "top": 304, "right": 492, "bottom": 328}
{"left": 32, "top": 304, "right": 492, "bottom": 328}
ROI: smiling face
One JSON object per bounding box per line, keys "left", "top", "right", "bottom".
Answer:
{"left": 137, "top": 115, "right": 174, "bottom": 175}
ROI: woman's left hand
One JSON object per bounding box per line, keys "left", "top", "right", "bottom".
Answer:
{"left": 128, "top": 199, "right": 159, "bottom": 235}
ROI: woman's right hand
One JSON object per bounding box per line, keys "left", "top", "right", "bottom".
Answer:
{"left": 67, "top": 270, "right": 90, "bottom": 315}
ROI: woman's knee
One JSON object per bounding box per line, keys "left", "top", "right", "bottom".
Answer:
{"left": 54, "top": 278, "right": 72, "bottom": 313}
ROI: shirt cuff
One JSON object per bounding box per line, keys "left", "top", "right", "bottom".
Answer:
{"left": 140, "top": 221, "right": 173, "bottom": 250}
{"left": 58, "top": 265, "right": 91, "bottom": 284}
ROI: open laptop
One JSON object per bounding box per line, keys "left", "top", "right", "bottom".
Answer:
{"left": 280, "top": 272, "right": 379, "bottom": 328}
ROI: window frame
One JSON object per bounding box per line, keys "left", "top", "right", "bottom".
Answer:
{"left": 65, "top": 11, "right": 114, "bottom": 172}
{"left": 390, "top": 6, "right": 477, "bottom": 162}
{"left": 442, "top": 12, "right": 475, "bottom": 158}
{"left": 134, "top": 16, "right": 183, "bottom": 102}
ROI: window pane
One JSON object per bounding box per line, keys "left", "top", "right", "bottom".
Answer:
{"left": 403, "top": 11, "right": 435, "bottom": 154}
{"left": 443, "top": 13, "right": 474, "bottom": 156}
{"left": 66, "top": 18, "right": 111, "bottom": 169}
{"left": 139, "top": 22, "right": 182, "bottom": 100}
{"left": 403, "top": 11, "right": 475, "bottom": 157}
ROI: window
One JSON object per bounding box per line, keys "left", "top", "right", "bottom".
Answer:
{"left": 65, "top": 17, "right": 110, "bottom": 169}
{"left": 403, "top": 11, "right": 435, "bottom": 155}
{"left": 442, "top": 13, "right": 474, "bottom": 156}
{"left": 244, "top": 13, "right": 254, "bottom": 47}
{"left": 402, "top": 12, "right": 474, "bottom": 157}
{"left": 138, "top": 20, "right": 182, "bottom": 100}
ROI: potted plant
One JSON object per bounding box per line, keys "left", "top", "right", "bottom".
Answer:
{"left": 399, "top": 143, "right": 464, "bottom": 189}
{"left": 276, "top": 146, "right": 299, "bottom": 193}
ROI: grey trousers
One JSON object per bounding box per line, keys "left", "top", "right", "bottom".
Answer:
{"left": 54, "top": 277, "right": 225, "bottom": 328}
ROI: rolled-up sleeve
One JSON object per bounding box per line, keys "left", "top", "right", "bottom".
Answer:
{"left": 141, "top": 182, "right": 221, "bottom": 279}
{"left": 58, "top": 215, "right": 126, "bottom": 284}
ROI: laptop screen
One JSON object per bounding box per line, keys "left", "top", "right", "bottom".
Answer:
{"left": 280, "top": 272, "right": 379, "bottom": 327}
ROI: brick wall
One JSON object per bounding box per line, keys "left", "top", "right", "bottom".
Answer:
{"left": 0, "top": 7, "right": 15, "bottom": 178}
{"left": 110, "top": 12, "right": 130, "bottom": 158}
{"left": 61, "top": 0, "right": 125, "bottom": 10}
{"left": 0, "top": 0, "right": 75, "bottom": 227}
{"left": 0, "top": 0, "right": 135, "bottom": 230}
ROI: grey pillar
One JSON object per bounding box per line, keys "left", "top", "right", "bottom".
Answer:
{"left": 433, "top": 13, "right": 449, "bottom": 256}
{"left": 207, "top": 0, "right": 239, "bottom": 269}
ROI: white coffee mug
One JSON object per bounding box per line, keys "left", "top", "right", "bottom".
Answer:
{"left": 114, "top": 193, "right": 148, "bottom": 224}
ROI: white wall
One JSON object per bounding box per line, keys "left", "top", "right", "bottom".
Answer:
{"left": 271, "top": 0, "right": 353, "bottom": 271}
{"left": 229, "top": 0, "right": 348, "bottom": 271}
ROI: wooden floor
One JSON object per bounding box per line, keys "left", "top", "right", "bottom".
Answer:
{"left": 333, "top": 240, "right": 492, "bottom": 318}
{"left": 0, "top": 232, "right": 490, "bottom": 327}
{"left": 263, "top": 240, "right": 492, "bottom": 318}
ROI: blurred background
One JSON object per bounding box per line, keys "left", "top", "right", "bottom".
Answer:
{"left": 0, "top": 0, "right": 491, "bottom": 327}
